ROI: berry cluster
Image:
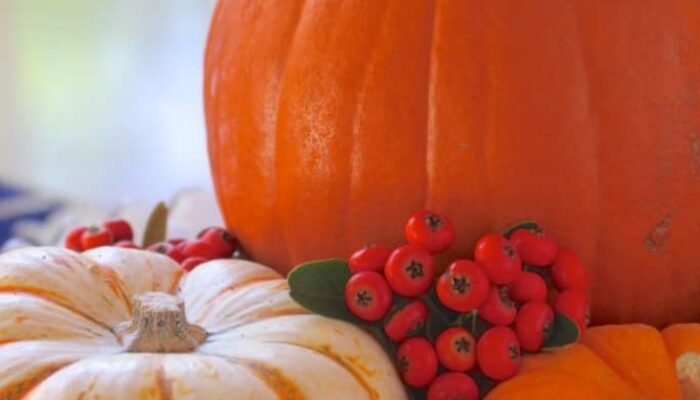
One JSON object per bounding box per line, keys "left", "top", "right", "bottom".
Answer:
{"left": 343, "top": 210, "right": 590, "bottom": 399}
{"left": 64, "top": 219, "right": 238, "bottom": 272}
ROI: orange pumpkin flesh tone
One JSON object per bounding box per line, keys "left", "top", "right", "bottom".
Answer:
{"left": 580, "top": 325, "right": 682, "bottom": 399}
{"left": 205, "top": 0, "right": 700, "bottom": 327}
{"left": 663, "top": 323, "right": 700, "bottom": 361}
{"left": 488, "top": 325, "right": 688, "bottom": 400}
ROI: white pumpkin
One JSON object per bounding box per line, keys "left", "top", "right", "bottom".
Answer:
{"left": 0, "top": 247, "right": 406, "bottom": 399}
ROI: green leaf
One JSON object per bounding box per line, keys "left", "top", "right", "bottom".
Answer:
{"left": 502, "top": 220, "right": 541, "bottom": 239}
{"left": 542, "top": 312, "right": 581, "bottom": 351}
{"left": 422, "top": 288, "right": 459, "bottom": 341}
{"left": 288, "top": 259, "right": 363, "bottom": 324}
{"left": 141, "top": 202, "right": 168, "bottom": 248}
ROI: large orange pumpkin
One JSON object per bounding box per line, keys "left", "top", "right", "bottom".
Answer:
{"left": 204, "top": 0, "right": 700, "bottom": 327}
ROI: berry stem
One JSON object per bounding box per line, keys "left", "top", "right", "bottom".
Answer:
{"left": 501, "top": 220, "right": 541, "bottom": 239}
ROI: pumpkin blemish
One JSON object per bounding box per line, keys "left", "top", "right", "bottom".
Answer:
{"left": 155, "top": 365, "right": 174, "bottom": 400}
{"left": 644, "top": 214, "right": 672, "bottom": 253}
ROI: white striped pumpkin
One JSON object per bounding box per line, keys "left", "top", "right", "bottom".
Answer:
{"left": 0, "top": 247, "right": 405, "bottom": 399}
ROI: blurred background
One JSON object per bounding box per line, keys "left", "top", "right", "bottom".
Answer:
{"left": 0, "top": 0, "right": 220, "bottom": 244}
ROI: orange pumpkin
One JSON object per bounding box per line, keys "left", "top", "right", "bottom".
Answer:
{"left": 204, "top": 0, "right": 700, "bottom": 327}
{"left": 487, "top": 324, "right": 700, "bottom": 399}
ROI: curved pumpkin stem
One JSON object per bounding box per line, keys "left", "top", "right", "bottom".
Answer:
{"left": 115, "top": 292, "right": 207, "bottom": 353}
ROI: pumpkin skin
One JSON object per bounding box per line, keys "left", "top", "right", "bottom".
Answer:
{"left": 204, "top": 0, "right": 700, "bottom": 327}
{"left": 0, "top": 247, "right": 405, "bottom": 399}
{"left": 488, "top": 324, "right": 700, "bottom": 400}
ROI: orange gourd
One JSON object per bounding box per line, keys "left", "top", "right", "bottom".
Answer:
{"left": 204, "top": 0, "right": 700, "bottom": 327}
{"left": 488, "top": 324, "right": 700, "bottom": 399}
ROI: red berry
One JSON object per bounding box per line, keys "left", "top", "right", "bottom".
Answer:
{"left": 478, "top": 286, "right": 517, "bottom": 326}
{"left": 404, "top": 209, "right": 456, "bottom": 254}
{"left": 508, "top": 271, "right": 548, "bottom": 303}
{"left": 510, "top": 228, "right": 558, "bottom": 267}
{"left": 427, "top": 372, "right": 479, "bottom": 400}
{"left": 436, "top": 260, "right": 490, "bottom": 313}
{"left": 515, "top": 301, "right": 554, "bottom": 352}
{"left": 349, "top": 244, "right": 392, "bottom": 273}
{"left": 474, "top": 233, "right": 522, "bottom": 285}
{"left": 435, "top": 327, "right": 476, "bottom": 372}
{"left": 80, "top": 227, "right": 114, "bottom": 250}
{"left": 182, "top": 240, "right": 219, "bottom": 260}
{"left": 384, "top": 300, "right": 429, "bottom": 342}
{"left": 554, "top": 289, "right": 589, "bottom": 335}
{"left": 102, "top": 219, "right": 133, "bottom": 242}
{"left": 64, "top": 226, "right": 87, "bottom": 251}
{"left": 344, "top": 271, "right": 393, "bottom": 321}
{"left": 476, "top": 326, "right": 521, "bottom": 381}
{"left": 199, "top": 227, "right": 237, "bottom": 258}
{"left": 167, "top": 247, "right": 186, "bottom": 263}
{"left": 551, "top": 248, "right": 590, "bottom": 290}
{"left": 115, "top": 241, "right": 139, "bottom": 249}
{"left": 196, "top": 226, "right": 217, "bottom": 238}
{"left": 385, "top": 245, "right": 435, "bottom": 297}
{"left": 148, "top": 242, "right": 186, "bottom": 263}
{"left": 396, "top": 337, "right": 438, "bottom": 388}
{"left": 181, "top": 257, "right": 207, "bottom": 272}
{"left": 175, "top": 241, "right": 188, "bottom": 253}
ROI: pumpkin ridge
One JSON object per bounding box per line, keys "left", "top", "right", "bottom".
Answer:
{"left": 0, "top": 288, "right": 115, "bottom": 335}
{"left": 192, "top": 276, "right": 283, "bottom": 324}
{"left": 482, "top": 2, "right": 497, "bottom": 229}
{"left": 662, "top": 323, "right": 700, "bottom": 362}
{"left": 155, "top": 364, "right": 174, "bottom": 400}
{"left": 273, "top": 0, "right": 307, "bottom": 269}
{"left": 219, "top": 356, "right": 306, "bottom": 400}
{"left": 207, "top": 308, "right": 309, "bottom": 337}
{"left": 92, "top": 264, "right": 134, "bottom": 316}
{"left": 74, "top": 376, "right": 99, "bottom": 400}
{"left": 263, "top": 340, "right": 380, "bottom": 400}
{"left": 203, "top": 0, "right": 224, "bottom": 231}
{"left": 483, "top": 4, "right": 498, "bottom": 227}
{"left": 204, "top": 276, "right": 282, "bottom": 306}
{"left": 0, "top": 363, "right": 63, "bottom": 400}
{"left": 202, "top": 1, "right": 230, "bottom": 266}
{"left": 167, "top": 267, "right": 185, "bottom": 295}
{"left": 346, "top": 0, "right": 391, "bottom": 250}
{"left": 203, "top": 0, "right": 226, "bottom": 243}
{"left": 0, "top": 293, "right": 114, "bottom": 342}
{"left": 569, "top": 2, "right": 602, "bottom": 298}
{"left": 582, "top": 325, "right": 683, "bottom": 399}
{"left": 424, "top": 0, "right": 438, "bottom": 207}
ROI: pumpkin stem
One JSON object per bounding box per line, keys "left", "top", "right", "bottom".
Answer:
{"left": 115, "top": 292, "right": 207, "bottom": 353}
